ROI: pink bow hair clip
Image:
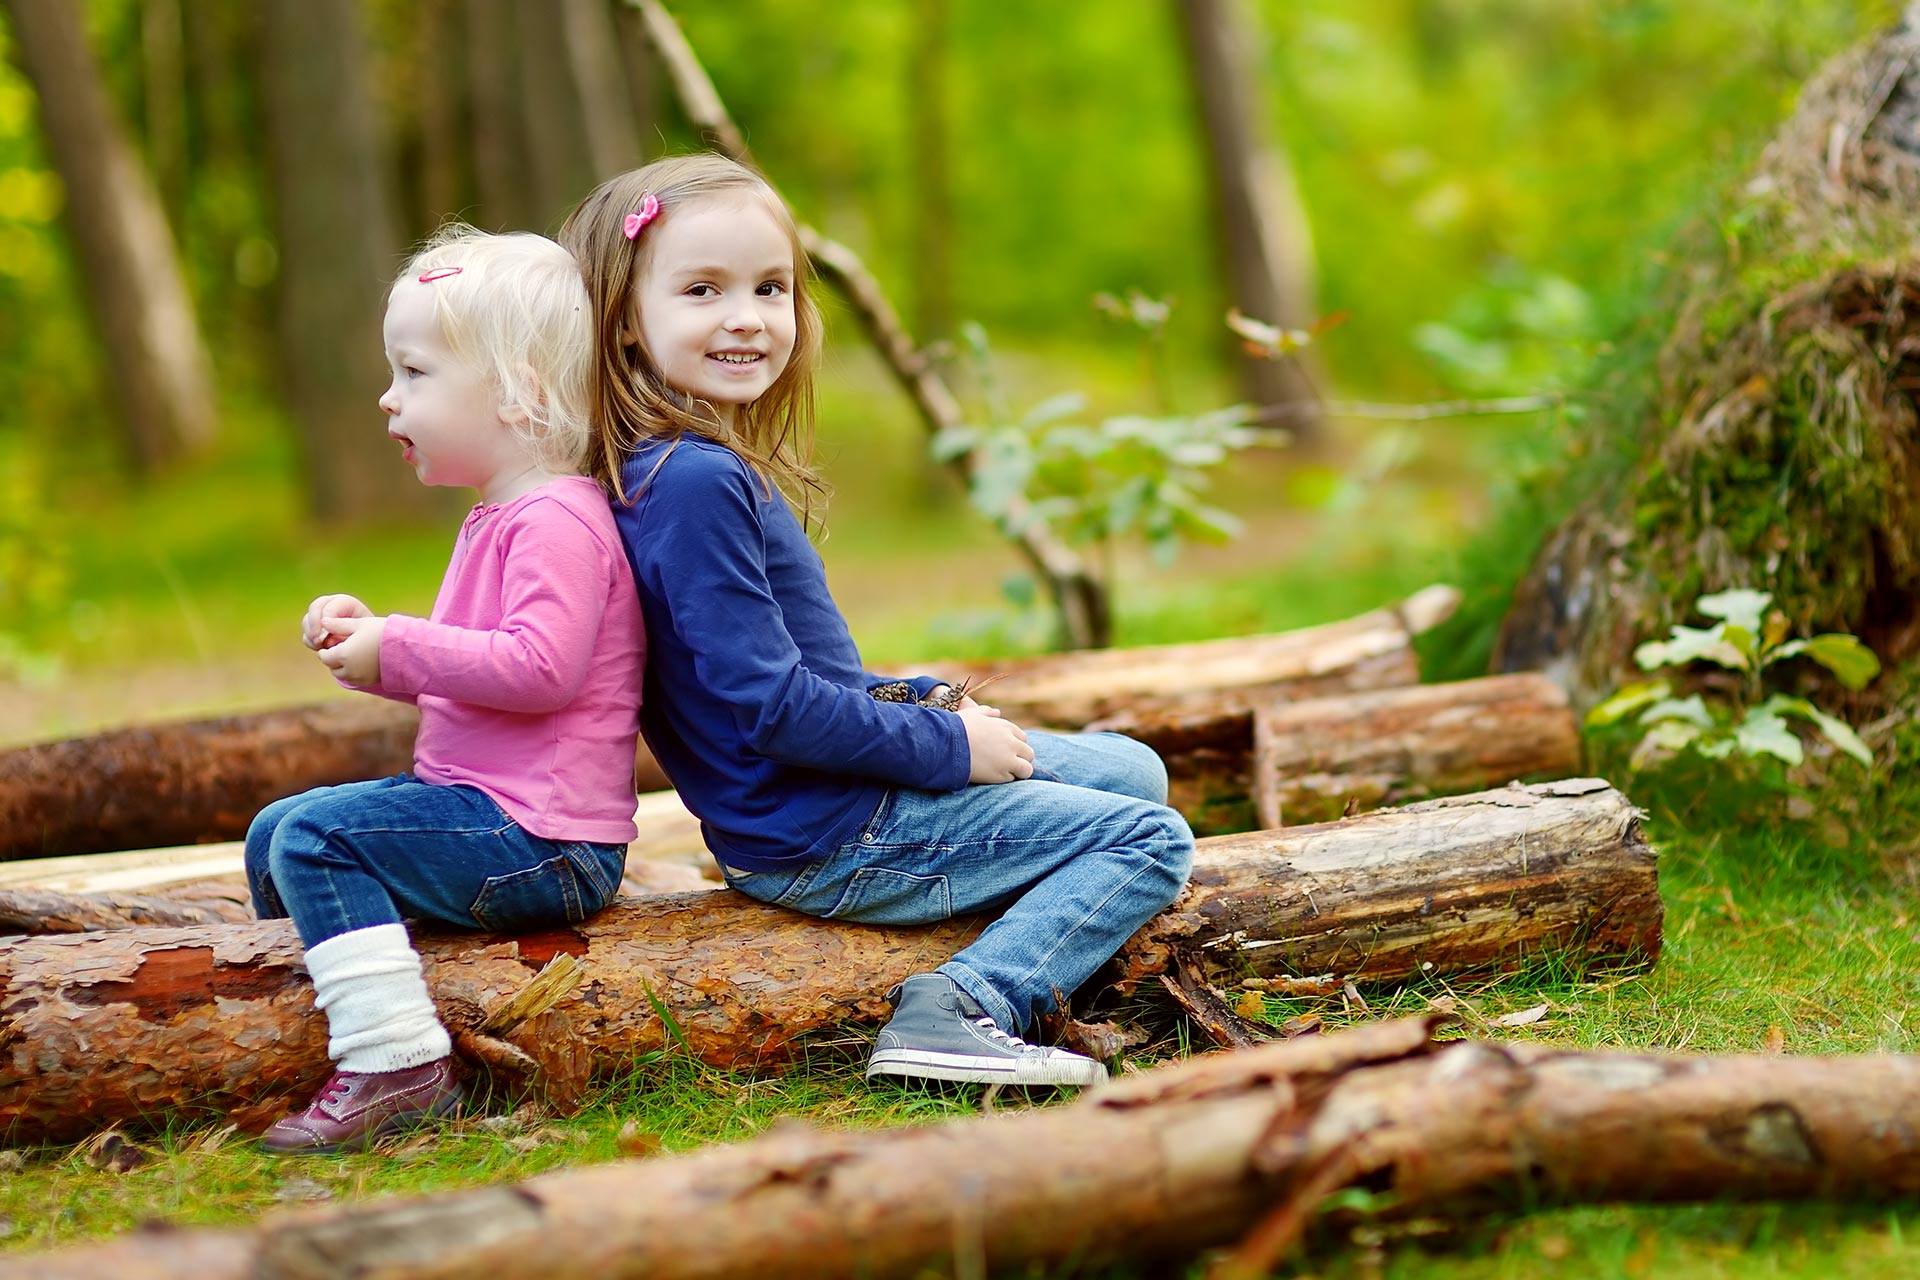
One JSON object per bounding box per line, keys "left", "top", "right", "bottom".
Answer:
{"left": 417, "top": 266, "right": 463, "bottom": 283}
{"left": 623, "top": 192, "right": 661, "bottom": 240}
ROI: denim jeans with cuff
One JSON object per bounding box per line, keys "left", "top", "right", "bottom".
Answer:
{"left": 245, "top": 774, "right": 628, "bottom": 948}
{"left": 721, "top": 731, "right": 1195, "bottom": 1035}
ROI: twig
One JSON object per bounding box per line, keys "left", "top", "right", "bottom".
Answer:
{"left": 628, "top": 0, "right": 1106, "bottom": 649}
{"left": 1248, "top": 394, "right": 1564, "bottom": 424}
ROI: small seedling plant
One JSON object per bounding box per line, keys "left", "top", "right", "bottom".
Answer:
{"left": 1586, "top": 588, "right": 1880, "bottom": 771}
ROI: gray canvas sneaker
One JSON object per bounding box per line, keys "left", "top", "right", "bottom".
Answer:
{"left": 865, "top": 973, "right": 1106, "bottom": 1087}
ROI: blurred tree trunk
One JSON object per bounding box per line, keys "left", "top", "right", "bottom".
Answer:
{"left": 3, "top": 0, "right": 218, "bottom": 471}
{"left": 464, "top": 0, "right": 537, "bottom": 230}
{"left": 563, "top": 0, "right": 643, "bottom": 177}
{"left": 514, "top": 0, "right": 598, "bottom": 227}
{"left": 611, "top": 0, "right": 662, "bottom": 152}
{"left": 908, "top": 0, "right": 954, "bottom": 345}
{"left": 140, "top": 0, "right": 187, "bottom": 228}
{"left": 260, "top": 0, "right": 427, "bottom": 521}
{"left": 1173, "top": 0, "right": 1322, "bottom": 437}
{"left": 397, "top": 0, "right": 474, "bottom": 239}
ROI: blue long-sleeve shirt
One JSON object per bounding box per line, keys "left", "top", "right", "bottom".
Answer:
{"left": 612, "top": 438, "right": 970, "bottom": 871}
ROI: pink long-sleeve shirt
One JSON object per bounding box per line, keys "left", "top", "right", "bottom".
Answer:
{"left": 369, "top": 476, "right": 644, "bottom": 844}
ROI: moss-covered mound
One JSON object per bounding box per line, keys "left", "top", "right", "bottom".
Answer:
{"left": 1497, "top": 17, "right": 1920, "bottom": 712}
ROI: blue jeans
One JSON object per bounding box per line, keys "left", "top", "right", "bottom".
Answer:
{"left": 245, "top": 775, "right": 628, "bottom": 948}
{"left": 721, "top": 732, "right": 1194, "bottom": 1034}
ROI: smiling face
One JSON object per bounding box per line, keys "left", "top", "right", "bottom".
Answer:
{"left": 378, "top": 281, "right": 524, "bottom": 498}
{"left": 633, "top": 197, "right": 798, "bottom": 428}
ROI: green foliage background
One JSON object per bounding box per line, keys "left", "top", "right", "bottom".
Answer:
{"left": 0, "top": 0, "right": 1902, "bottom": 682}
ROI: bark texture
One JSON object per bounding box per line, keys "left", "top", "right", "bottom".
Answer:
{"left": 1252, "top": 673, "right": 1582, "bottom": 826}
{"left": 0, "top": 884, "right": 251, "bottom": 933}
{"left": 0, "top": 596, "right": 1452, "bottom": 860}
{"left": 10, "top": 1017, "right": 1916, "bottom": 1280}
{"left": 0, "top": 699, "right": 422, "bottom": 862}
{"left": 0, "top": 781, "right": 1657, "bottom": 1146}
{"left": 1100, "top": 670, "right": 1578, "bottom": 833}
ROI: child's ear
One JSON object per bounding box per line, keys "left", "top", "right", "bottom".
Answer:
{"left": 499, "top": 364, "right": 544, "bottom": 426}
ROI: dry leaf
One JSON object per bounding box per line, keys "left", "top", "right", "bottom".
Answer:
{"left": 616, "top": 1120, "right": 662, "bottom": 1158}
{"left": 1234, "top": 990, "right": 1268, "bottom": 1021}
{"left": 191, "top": 1124, "right": 238, "bottom": 1155}
{"left": 79, "top": 1129, "right": 151, "bottom": 1174}
{"left": 1493, "top": 1004, "right": 1550, "bottom": 1028}
{"left": 274, "top": 1176, "right": 333, "bottom": 1203}
{"left": 1278, "top": 1013, "right": 1322, "bottom": 1038}
{"left": 1342, "top": 981, "right": 1371, "bottom": 1015}
{"left": 1765, "top": 1025, "right": 1787, "bottom": 1054}
{"left": 0, "top": 1151, "right": 25, "bottom": 1175}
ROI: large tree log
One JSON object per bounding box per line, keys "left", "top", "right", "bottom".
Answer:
{"left": 1098, "top": 671, "right": 1579, "bottom": 833}
{"left": 0, "top": 592, "right": 1456, "bottom": 861}
{"left": 0, "top": 793, "right": 716, "bottom": 934}
{"left": 0, "top": 885, "right": 251, "bottom": 934}
{"left": 0, "top": 781, "right": 1657, "bottom": 1146}
{"left": 1251, "top": 672, "right": 1582, "bottom": 827}
{"left": 9, "top": 1016, "right": 1916, "bottom": 1280}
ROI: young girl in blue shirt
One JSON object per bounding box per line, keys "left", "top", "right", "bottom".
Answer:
{"left": 560, "top": 155, "right": 1193, "bottom": 1087}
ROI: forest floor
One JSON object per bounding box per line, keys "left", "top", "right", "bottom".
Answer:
{"left": 4, "top": 358, "right": 1915, "bottom": 1278}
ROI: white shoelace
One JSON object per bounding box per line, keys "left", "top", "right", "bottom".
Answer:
{"left": 975, "top": 1017, "right": 1036, "bottom": 1051}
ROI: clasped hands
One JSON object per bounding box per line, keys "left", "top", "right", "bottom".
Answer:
{"left": 302, "top": 593, "right": 386, "bottom": 686}
{"left": 927, "top": 684, "right": 1034, "bottom": 785}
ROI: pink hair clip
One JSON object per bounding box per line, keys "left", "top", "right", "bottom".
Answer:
{"left": 417, "top": 266, "right": 463, "bottom": 283}
{"left": 623, "top": 192, "right": 661, "bottom": 240}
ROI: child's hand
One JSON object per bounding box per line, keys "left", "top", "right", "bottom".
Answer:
{"left": 303, "top": 594, "right": 372, "bottom": 651}
{"left": 958, "top": 704, "right": 1034, "bottom": 784}
{"left": 315, "top": 615, "right": 386, "bottom": 686}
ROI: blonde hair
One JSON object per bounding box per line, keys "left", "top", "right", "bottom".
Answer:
{"left": 558, "top": 154, "right": 826, "bottom": 524}
{"left": 395, "top": 227, "right": 593, "bottom": 476}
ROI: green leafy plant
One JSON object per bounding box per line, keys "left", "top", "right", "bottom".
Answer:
{"left": 1585, "top": 588, "right": 1880, "bottom": 770}
{"left": 934, "top": 312, "right": 1281, "bottom": 641}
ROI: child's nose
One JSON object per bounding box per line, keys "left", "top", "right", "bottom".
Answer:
{"left": 378, "top": 383, "right": 399, "bottom": 414}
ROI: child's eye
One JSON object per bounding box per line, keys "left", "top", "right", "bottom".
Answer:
{"left": 757, "top": 281, "right": 787, "bottom": 298}
{"left": 685, "top": 283, "right": 718, "bottom": 298}
{"left": 404, "top": 366, "right": 425, "bottom": 378}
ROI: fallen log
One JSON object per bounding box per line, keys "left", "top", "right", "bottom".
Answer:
{"left": 1251, "top": 672, "right": 1581, "bottom": 827}
{"left": 10, "top": 1015, "right": 1917, "bottom": 1280}
{"left": 0, "top": 792, "right": 717, "bottom": 935}
{"left": 0, "top": 589, "right": 1458, "bottom": 860}
{"left": 0, "top": 884, "right": 251, "bottom": 933}
{"left": 0, "top": 780, "right": 1657, "bottom": 1146}
{"left": 1097, "top": 671, "right": 1579, "bottom": 833}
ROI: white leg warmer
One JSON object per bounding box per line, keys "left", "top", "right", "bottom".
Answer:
{"left": 303, "top": 923, "right": 451, "bottom": 1073}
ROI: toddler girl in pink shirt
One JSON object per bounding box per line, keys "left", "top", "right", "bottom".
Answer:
{"left": 243, "top": 228, "right": 643, "bottom": 1154}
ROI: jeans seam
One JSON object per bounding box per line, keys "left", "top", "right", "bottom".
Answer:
{"left": 1007, "top": 853, "right": 1166, "bottom": 1002}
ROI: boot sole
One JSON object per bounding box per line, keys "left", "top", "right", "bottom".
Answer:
{"left": 261, "top": 1088, "right": 465, "bottom": 1156}
{"left": 866, "top": 1048, "right": 1104, "bottom": 1088}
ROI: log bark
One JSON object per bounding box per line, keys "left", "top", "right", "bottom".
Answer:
{"left": 0, "top": 594, "right": 1454, "bottom": 861}
{"left": 0, "top": 698, "right": 423, "bottom": 862}
{"left": 1098, "top": 670, "right": 1578, "bottom": 833}
{"left": 0, "top": 781, "right": 1658, "bottom": 1146}
{"left": 1251, "top": 672, "right": 1581, "bottom": 827}
{"left": 0, "top": 885, "right": 251, "bottom": 934}
{"left": 11, "top": 1016, "right": 1918, "bottom": 1280}
{"left": 0, "top": 792, "right": 715, "bottom": 933}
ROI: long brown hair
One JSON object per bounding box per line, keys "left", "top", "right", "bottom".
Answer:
{"left": 560, "top": 154, "right": 827, "bottom": 527}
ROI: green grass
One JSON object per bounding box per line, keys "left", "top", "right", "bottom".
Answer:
{"left": 4, "top": 798, "right": 1916, "bottom": 1274}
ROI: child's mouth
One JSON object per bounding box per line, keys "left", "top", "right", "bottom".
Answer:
{"left": 709, "top": 352, "right": 763, "bottom": 366}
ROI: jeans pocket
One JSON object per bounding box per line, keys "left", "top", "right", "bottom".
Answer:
{"left": 564, "top": 841, "right": 626, "bottom": 907}
{"left": 826, "top": 867, "right": 952, "bottom": 925}
{"left": 470, "top": 855, "right": 587, "bottom": 932}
